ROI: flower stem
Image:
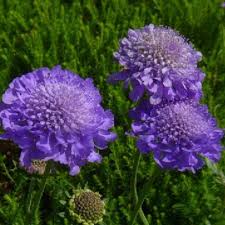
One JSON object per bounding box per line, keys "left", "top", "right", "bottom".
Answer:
{"left": 26, "top": 177, "right": 36, "bottom": 214}
{"left": 131, "top": 177, "right": 156, "bottom": 225}
{"left": 0, "top": 157, "right": 15, "bottom": 183}
{"left": 25, "top": 162, "right": 51, "bottom": 224}
{"left": 132, "top": 152, "right": 141, "bottom": 204}
{"left": 131, "top": 152, "right": 149, "bottom": 225}
{"left": 33, "top": 163, "right": 50, "bottom": 214}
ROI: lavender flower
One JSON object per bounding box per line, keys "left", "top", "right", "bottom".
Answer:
{"left": 0, "top": 66, "right": 116, "bottom": 175}
{"left": 130, "top": 100, "right": 223, "bottom": 172}
{"left": 109, "top": 24, "right": 204, "bottom": 105}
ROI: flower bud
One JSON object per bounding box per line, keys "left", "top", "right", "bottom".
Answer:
{"left": 69, "top": 189, "right": 105, "bottom": 225}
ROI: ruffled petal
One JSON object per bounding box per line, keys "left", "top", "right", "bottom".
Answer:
{"left": 69, "top": 165, "right": 80, "bottom": 176}
{"left": 129, "top": 85, "right": 144, "bottom": 102}
{"left": 87, "top": 151, "right": 102, "bottom": 163}
{"left": 107, "top": 71, "right": 130, "bottom": 84}
{"left": 94, "top": 130, "right": 117, "bottom": 149}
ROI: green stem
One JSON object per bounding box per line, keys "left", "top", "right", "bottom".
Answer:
{"left": 33, "top": 164, "right": 50, "bottom": 215}
{"left": 25, "top": 177, "right": 36, "bottom": 225}
{"left": 131, "top": 191, "right": 148, "bottom": 225}
{"left": 26, "top": 163, "right": 51, "bottom": 224}
{"left": 26, "top": 177, "right": 36, "bottom": 214}
{"left": 1, "top": 159, "right": 15, "bottom": 183}
{"left": 132, "top": 152, "right": 149, "bottom": 225}
{"left": 131, "top": 162, "right": 158, "bottom": 225}
{"left": 132, "top": 152, "right": 141, "bottom": 204}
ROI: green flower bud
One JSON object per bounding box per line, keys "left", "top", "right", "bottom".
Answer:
{"left": 69, "top": 189, "right": 105, "bottom": 225}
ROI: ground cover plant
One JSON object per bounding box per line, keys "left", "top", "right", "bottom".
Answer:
{"left": 1, "top": 0, "right": 225, "bottom": 225}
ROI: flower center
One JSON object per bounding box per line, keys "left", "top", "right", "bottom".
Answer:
{"left": 74, "top": 191, "right": 104, "bottom": 222}
{"left": 24, "top": 80, "right": 102, "bottom": 133}
{"left": 155, "top": 103, "right": 210, "bottom": 145}
{"left": 140, "top": 29, "right": 190, "bottom": 69}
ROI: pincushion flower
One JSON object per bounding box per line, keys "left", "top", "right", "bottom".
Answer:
{"left": 130, "top": 100, "right": 223, "bottom": 172}
{"left": 69, "top": 189, "right": 105, "bottom": 225}
{"left": 0, "top": 66, "right": 116, "bottom": 175}
{"left": 27, "top": 160, "right": 46, "bottom": 175}
{"left": 109, "top": 24, "right": 204, "bottom": 105}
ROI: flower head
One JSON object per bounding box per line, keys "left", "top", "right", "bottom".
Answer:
{"left": 27, "top": 160, "right": 46, "bottom": 175}
{"left": 69, "top": 189, "right": 105, "bottom": 225}
{"left": 130, "top": 100, "right": 223, "bottom": 172}
{"left": 109, "top": 24, "right": 204, "bottom": 104}
{"left": 0, "top": 66, "right": 116, "bottom": 175}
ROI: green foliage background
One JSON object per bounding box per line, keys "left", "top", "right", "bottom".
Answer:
{"left": 0, "top": 0, "right": 225, "bottom": 224}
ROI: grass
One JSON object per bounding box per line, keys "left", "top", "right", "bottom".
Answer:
{"left": 0, "top": 0, "right": 225, "bottom": 224}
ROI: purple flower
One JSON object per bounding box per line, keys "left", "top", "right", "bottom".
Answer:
{"left": 0, "top": 66, "right": 116, "bottom": 175}
{"left": 221, "top": 2, "right": 225, "bottom": 7}
{"left": 130, "top": 100, "right": 223, "bottom": 172}
{"left": 109, "top": 24, "right": 204, "bottom": 105}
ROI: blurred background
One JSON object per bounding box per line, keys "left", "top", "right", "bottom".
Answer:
{"left": 0, "top": 0, "right": 225, "bottom": 224}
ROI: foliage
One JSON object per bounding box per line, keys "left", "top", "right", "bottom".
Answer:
{"left": 0, "top": 0, "right": 225, "bottom": 224}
